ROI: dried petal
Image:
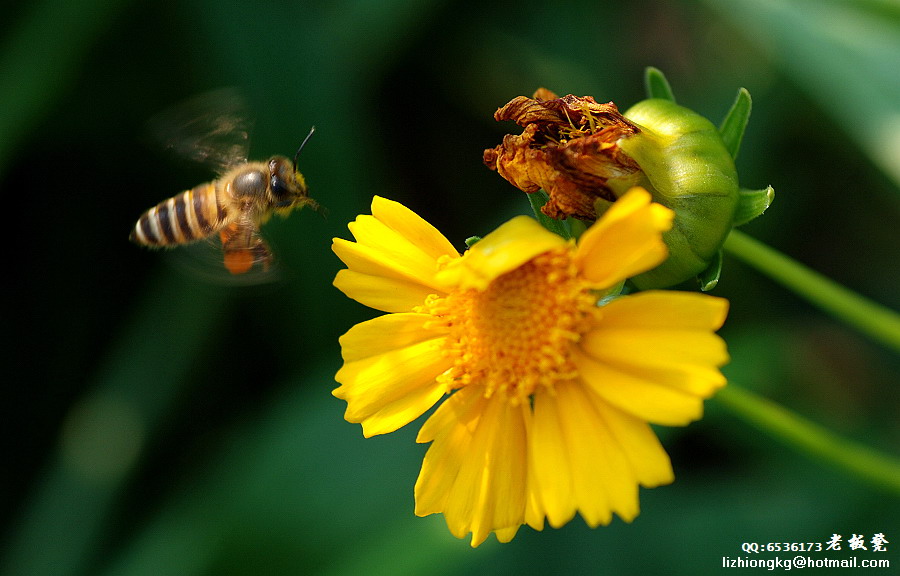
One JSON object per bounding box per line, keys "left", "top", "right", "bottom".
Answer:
{"left": 485, "top": 89, "right": 641, "bottom": 220}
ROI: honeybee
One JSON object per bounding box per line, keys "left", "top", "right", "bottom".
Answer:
{"left": 130, "top": 90, "right": 322, "bottom": 276}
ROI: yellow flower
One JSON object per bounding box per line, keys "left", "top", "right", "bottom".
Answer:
{"left": 332, "top": 188, "right": 729, "bottom": 547}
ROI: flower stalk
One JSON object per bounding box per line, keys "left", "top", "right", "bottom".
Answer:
{"left": 715, "top": 383, "right": 900, "bottom": 495}
{"left": 724, "top": 230, "right": 900, "bottom": 353}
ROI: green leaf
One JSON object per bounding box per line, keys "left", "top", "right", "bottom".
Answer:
{"left": 733, "top": 186, "right": 775, "bottom": 226}
{"left": 464, "top": 235, "right": 482, "bottom": 247}
{"left": 527, "top": 190, "right": 572, "bottom": 239}
{"left": 644, "top": 66, "right": 676, "bottom": 102}
{"left": 697, "top": 249, "right": 723, "bottom": 291}
{"left": 718, "top": 87, "right": 752, "bottom": 160}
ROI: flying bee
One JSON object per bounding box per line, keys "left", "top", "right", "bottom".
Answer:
{"left": 130, "top": 90, "right": 322, "bottom": 276}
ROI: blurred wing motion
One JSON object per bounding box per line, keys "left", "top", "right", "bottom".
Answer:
{"left": 148, "top": 87, "right": 253, "bottom": 175}
{"left": 168, "top": 230, "right": 281, "bottom": 285}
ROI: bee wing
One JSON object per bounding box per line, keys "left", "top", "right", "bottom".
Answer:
{"left": 164, "top": 233, "right": 281, "bottom": 285}
{"left": 148, "top": 88, "right": 253, "bottom": 175}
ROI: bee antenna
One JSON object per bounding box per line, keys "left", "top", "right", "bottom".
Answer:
{"left": 293, "top": 126, "right": 316, "bottom": 170}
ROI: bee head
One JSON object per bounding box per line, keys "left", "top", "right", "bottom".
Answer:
{"left": 269, "top": 127, "right": 322, "bottom": 215}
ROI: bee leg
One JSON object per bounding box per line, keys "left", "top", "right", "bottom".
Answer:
{"left": 219, "top": 222, "right": 273, "bottom": 274}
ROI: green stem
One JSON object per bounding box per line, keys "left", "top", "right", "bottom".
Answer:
{"left": 715, "top": 383, "right": 900, "bottom": 495}
{"left": 723, "top": 229, "right": 900, "bottom": 353}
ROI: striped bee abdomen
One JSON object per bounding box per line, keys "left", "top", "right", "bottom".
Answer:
{"left": 130, "top": 182, "right": 227, "bottom": 246}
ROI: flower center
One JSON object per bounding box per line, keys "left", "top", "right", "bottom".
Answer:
{"left": 428, "top": 248, "right": 597, "bottom": 404}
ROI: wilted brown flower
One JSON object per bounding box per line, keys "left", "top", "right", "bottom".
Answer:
{"left": 484, "top": 88, "right": 641, "bottom": 220}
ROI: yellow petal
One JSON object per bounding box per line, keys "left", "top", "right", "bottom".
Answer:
{"left": 338, "top": 313, "right": 443, "bottom": 362}
{"left": 532, "top": 383, "right": 640, "bottom": 528}
{"left": 448, "top": 397, "right": 528, "bottom": 547}
{"left": 529, "top": 390, "right": 575, "bottom": 528}
{"left": 333, "top": 197, "right": 460, "bottom": 307}
{"left": 357, "top": 383, "right": 447, "bottom": 439}
{"left": 415, "top": 385, "right": 483, "bottom": 444}
{"left": 575, "top": 187, "right": 674, "bottom": 287}
{"left": 333, "top": 269, "right": 439, "bottom": 313}
{"left": 347, "top": 214, "right": 442, "bottom": 272}
{"left": 334, "top": 336, "right": 451, "bottom": 437}
{"left": 415, "top": 390, "right": 483, "bottom": 517}
{"left": 597, "top": 290, "right": 729, "bottom": 330}
{"left": 587, "top": 327, "right": 728, "bottom": 368}
{"left": 523, "top": 460, "right": 546, "bottom": 532}
{"left": 586, "top": 395, "right": 674, "bottom": 488}
{"left": 370, "top": 196, "right": 459, "bottom": 261}
{"left": 572, "top": 346, "right": 706, "bottom": 426}
{"left": 583, "top": 328, "right": 727, "bottom": 396}
{"left": 415, "top": 388, "right": 529, "bottom": 547}
{"left": 333, "top": 223, "right": 447, "bottom": 292}
{"left": 561, "top": 383, "right": 639, "bottom": 525}
{"left": 494, "top": 525, "right": 521, "bottom": 543}
{"left": 582, "top": 292, "right": 728, "bottom": 397}
{"left": 436, "top": 216, "right": 566, "bottom": 290}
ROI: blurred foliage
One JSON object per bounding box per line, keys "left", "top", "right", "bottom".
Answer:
{"left": 1, "top": 0, "right": 897, "bottom": 575}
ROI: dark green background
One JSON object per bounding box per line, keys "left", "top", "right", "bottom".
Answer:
{"left": 1, "top": 0, "right": 897, "bottom": 574}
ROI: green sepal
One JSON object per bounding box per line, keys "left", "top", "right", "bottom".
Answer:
{"left": 596, "top": 280, "right": 627, "bottom": 305}
{"left": 697, "top": 249, "right": 723, "bottom": 292}
{"left": 733, "top": 186, "right": 775, "bottom": 226}
{"left": 465, "top": 236, "right": 482, "bottom": 247}
{"left": 718, "top": 87, "right": 752, "bottom": 160}
{"left": 567, "top": 218, "right": 588, "bottom": 240}
{"left": 528, "top": 190, "right": 573, "bottom": 239}
{"left": 644, "top": 67, "right": 676, "bottom": 102}
{"left": 616, "top": 98, "right": 739, "bottom": 290}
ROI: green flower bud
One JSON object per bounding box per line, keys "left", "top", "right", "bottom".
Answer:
{"left": 484, "top": 69, "right": 772, "bottom": 290}
{"left": 607, "top": 98, "right": 740, "bottom": 289}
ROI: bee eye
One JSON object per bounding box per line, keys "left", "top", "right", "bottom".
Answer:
{"left": 232, "top": 170, "right": 266, "bottom": 197}
{"left": 270, "top": 175, "right": 292, "bottom": 205}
